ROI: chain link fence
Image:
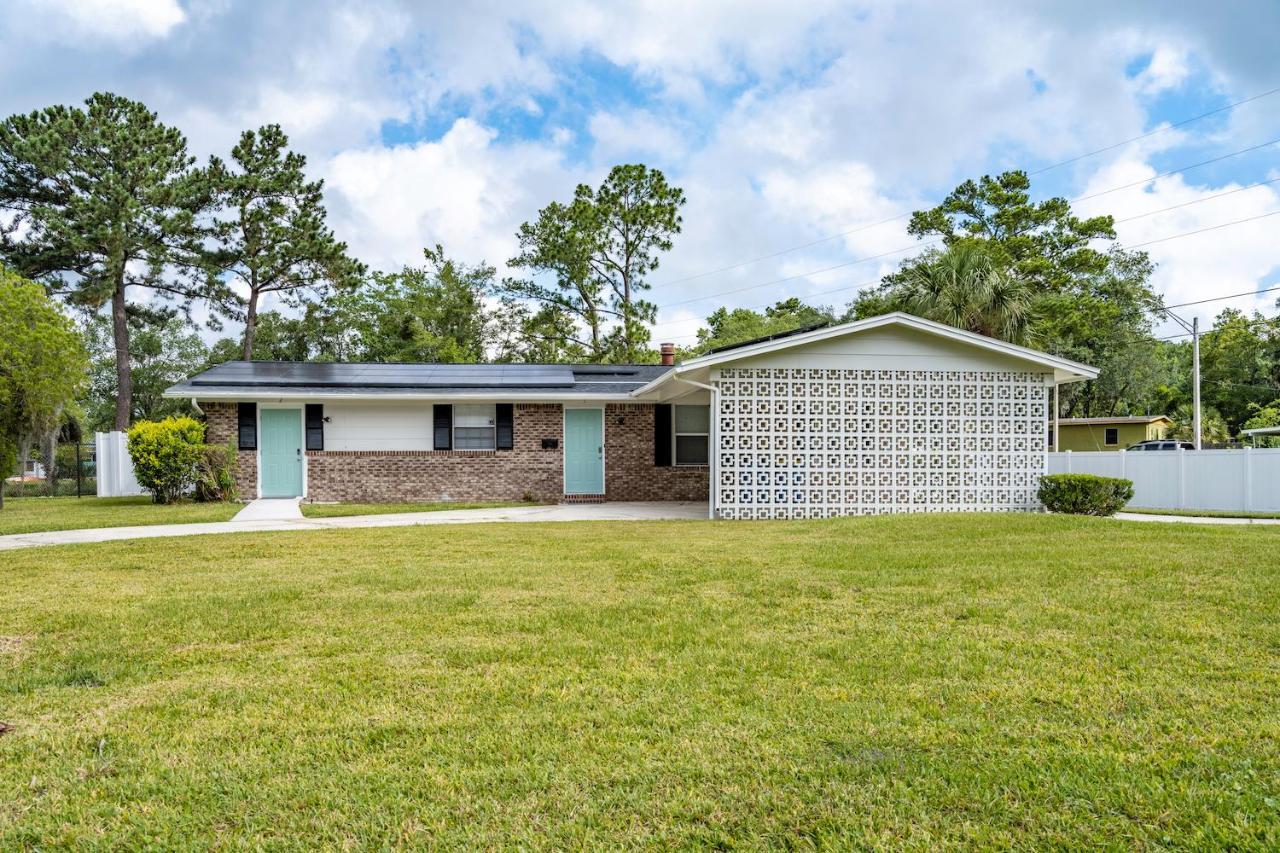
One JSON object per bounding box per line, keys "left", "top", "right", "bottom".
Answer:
{"left": 3, "top": 442, "right": 97, "bottom": 499}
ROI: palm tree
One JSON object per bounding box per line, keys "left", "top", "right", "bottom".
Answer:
{"left": 892, "top": 242, "right": 1037, "bottom": 344}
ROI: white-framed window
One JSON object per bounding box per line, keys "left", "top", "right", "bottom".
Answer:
{"left": 674, "top": 404, "right": 710, "bottom": 465}
{"left": 453, "top": 404, "right": 496, "bottom": 450}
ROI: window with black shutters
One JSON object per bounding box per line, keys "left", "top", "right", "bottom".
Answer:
{"left": 495, "top": 403, "right": 514, "bottom": 450}
{"left": 305, "top": 404, "right": 324, "bottom": 451}
{"left": 237, "top": 402, "right": 257, "bottom": 450}
{"left": 433, "top": 404, "right": 453, "bottom": 450}
{"left": 654, "top": 404, "right": 672, "bottom": 466}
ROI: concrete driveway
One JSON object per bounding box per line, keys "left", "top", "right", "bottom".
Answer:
{"left": 0, "top": 501, "right": 711, "bottom": 551}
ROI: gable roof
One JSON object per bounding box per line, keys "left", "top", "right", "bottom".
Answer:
{"left": 636, "top": 312, "right": 1098, "bottom": 396}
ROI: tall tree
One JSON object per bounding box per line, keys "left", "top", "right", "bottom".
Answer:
{"left": 205, "top": 124, "right": 365, "bottom": 359}
{"left": 904, "top": 170, "right": 1116, "bottom": 292}
{"left": 505, "top": 164, "right": 685, "bottom": 362}
{"left": 81, "top": 311, "right": 210, "bottom": 432}
{"left": 0, "top": 267, "right": 88, "bottom": 509}
{"left": 1198, "top": 309, "right": 1279, "bottom": 432}
{"left": 0, "top": 92, "right": 212, "bottom": 430}
{"left": 348, "top": 247, "right": 499, "bottom": 363}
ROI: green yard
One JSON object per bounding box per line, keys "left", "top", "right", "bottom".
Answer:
{"left": 0, "top": 495, "right": 239, "bottom": 536}
{"left": 1, "top": 514, "right": 1277, "bottom": 848}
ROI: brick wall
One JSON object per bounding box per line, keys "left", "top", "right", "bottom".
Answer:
{"left": 304, "top": 403, "right": 564, "bottom": 503}
{"left": 604, "top": 403, "right": 709, "bottom": 501}
{"left": 202, "top": 402, "right": 257, "bottom": 499}
{"left": 199, "top": 399, "right": 708, "bottom": 503}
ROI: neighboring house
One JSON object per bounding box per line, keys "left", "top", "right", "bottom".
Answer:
{"left": 1054, "top": 416, "right": 1172, "bottom": 452}
{"left": 165, "top": 312, "right": 1097, "bottom": 519}
{"left": 6, "top": 458, "right": 46, "bottom": 482}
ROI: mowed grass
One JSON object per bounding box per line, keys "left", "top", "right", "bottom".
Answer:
{"left": 0, "top": 495, "right": 239, "bottom": 536}
{"left": 1, "top": 515, "right": 1278, "bottom": 848}
{"left": 300, "top": 500, "right": 528, "bottom": 519}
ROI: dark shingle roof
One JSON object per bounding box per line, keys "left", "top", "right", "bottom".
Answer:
{"left": 166, "top": 361, "right": 672, "bottom": 398}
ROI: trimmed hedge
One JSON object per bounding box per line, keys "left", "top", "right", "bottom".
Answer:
{"left": 1038, "top": 473, "right": 1134, "bottom": 516}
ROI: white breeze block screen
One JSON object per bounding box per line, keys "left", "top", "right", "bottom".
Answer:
{"left": 714, "top": 367, "right": 1049, "bottom": 519}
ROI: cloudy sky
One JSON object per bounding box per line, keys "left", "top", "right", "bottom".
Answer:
{"left": 3, "top": 0, "right": 1278, "bottom": 344}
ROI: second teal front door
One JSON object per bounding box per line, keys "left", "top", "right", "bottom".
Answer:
{"left": 564, "top": 408, "right": 604, "bottom": 495}
{"left": 259, "top": 408, "right": 304, "bottom": 498}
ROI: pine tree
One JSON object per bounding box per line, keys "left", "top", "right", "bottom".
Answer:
{"left": 204, "top": 124, "right": 364, "bottom": 360}
{"left": 0, "top": 92, "right": 212, "bottom": 430}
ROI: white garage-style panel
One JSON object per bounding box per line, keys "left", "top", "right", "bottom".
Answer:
{"left": 321, "top": 401, "right": 434, "bottom": 450}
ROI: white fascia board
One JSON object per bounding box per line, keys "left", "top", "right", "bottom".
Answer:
{"left": 169, "top": 390, "right": 642, "bottom": 403}
{"left": 634, "top": 313, "right": 1099, "bottom": 394}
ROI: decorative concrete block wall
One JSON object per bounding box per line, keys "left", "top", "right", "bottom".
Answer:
{"left": 714, "top": 367, "right": 1048, "bottom": 519}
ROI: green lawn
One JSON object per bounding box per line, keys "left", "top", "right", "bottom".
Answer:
{"left": 1, "top": 514, "right": 1277, "bottom": 848}
{"left": 300, "top": 500, "right": 528, "bottom": 519}
{"left": 0, "top": 495, "right": 239, "bottom": 536}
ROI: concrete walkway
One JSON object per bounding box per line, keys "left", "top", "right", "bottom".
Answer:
{"left": 1115, "top": 511, "right": 1280, "bottom": 525}
{"left": 0, "top": 501, "right": 710, "bottom": 551}
{"left": 232, "top": 497, "right": 303, "bottom": 522}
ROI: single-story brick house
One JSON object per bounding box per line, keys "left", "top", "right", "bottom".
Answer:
{"left": 165, "top": 312, "right": 1097, "bottom": 518}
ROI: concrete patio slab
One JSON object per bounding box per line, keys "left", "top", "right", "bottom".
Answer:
{"left": 0, "top": 501, "right": 710, "bottom": 552}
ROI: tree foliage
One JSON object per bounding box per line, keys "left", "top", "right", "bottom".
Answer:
{"left": 0, "top": 92, "right": 212, "bottom": 430}
{"left": 693, "top": 298, "right": 836, "bottom": 355}
{"left": 0, "top": 267, "right": 88, "bottom": 508}
{"left": 204, "top": 124, "right": 364, "bottom": 359}
{"left": 904, "top": 170, "right": 1116, "bottom": 292}
{"left": 82, "top": 312, "right": 209, "bottom": 432}
{"left": 504, "top": 164, "right": 684, "bottom": 362}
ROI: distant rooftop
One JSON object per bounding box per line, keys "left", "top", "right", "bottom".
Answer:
{"left": 1056, "top": 416, "right": 1173, "bottom": 425}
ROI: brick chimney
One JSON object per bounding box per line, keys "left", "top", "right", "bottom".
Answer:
{"left": 659, "top": 342, "right": 676, "bottom": 366}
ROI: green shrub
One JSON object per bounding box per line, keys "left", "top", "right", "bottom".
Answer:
{"left": 1038, "top": 473, "right": 1134, "bottom": 516}
{"left": 127, "top": 417, "right": 206, "bottom": 504}
{"left": 193, "top": 441, "right": 237, "bottom": 503}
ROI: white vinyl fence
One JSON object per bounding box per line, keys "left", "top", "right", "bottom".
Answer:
{"left": 1047, "top": 449, "right": 1280, "bottom": 513}
{"left": 94, "top": 431, "right": 146, "bottom": 497}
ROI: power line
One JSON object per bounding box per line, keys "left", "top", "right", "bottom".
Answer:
{"left": 1125, "top": 209, "right": 1280, "bottom": 249}
{"left": 1072, "top": 135, "right": 1280, "bottom": 204}
{"left": 649, "top": 137, "right": 1280, "bottom": 316}
{"left": 649, "top": 84, "right": 1280, "bottom": 290}
{"left": 1158, "top": 313, "right": 1280, "bottom": 341}
{"left": 1165, "top": 283, "right": 1280, "bottom": 311}
{"left": 1112, "top": 176, "right": 1280, "bottom": 225}
{"left": 657, "top": 212, "right": 1280, "bottom": 341}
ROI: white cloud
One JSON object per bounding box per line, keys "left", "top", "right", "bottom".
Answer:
{"left": 1077, "top": 154, "right": 1280, "bottom": 332}
{"left": 323, "top": 118, "right": 572, "bottom": 274}
{"left": 18, "top": 0, "right": 186, "bottom": 43}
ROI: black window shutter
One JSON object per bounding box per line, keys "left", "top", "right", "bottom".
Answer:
{"left": 654, "top": 404, "right": 672, "bottom": 467}
{"left": 305, "top": 404, "right": 324, "bottom": 451}
{"left": 433, "top": 404, "right": 453, "bottom": 450}
{"left": 237, "top": 402, "right": 257, "bottom": 450}
{"left": 495, "top": 403, "right": 514, "bottom": 450}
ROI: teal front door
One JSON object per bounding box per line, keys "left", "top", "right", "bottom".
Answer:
{"left": 564, "top": 408, "right": 604, "bottom": 495}
{"left": 259, "top": 408, "right": 304, "bottom": 498}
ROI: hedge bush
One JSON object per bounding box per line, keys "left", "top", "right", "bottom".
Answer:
{"left": 1038, "top": 473, "right": 1134, "bottom": 516}
{"left": 194, "top": 441, "right": 238, "bottom": 503}
{"left": 126, "top": 417, "right": 207, "bottom": 504}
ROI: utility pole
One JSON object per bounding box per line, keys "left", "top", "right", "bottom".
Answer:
{"left": 1192, "top": 316, "right": 1202, "bottom": 450}
{"left": 1161, "top": 309, "right": 1202, "bottom": 450}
